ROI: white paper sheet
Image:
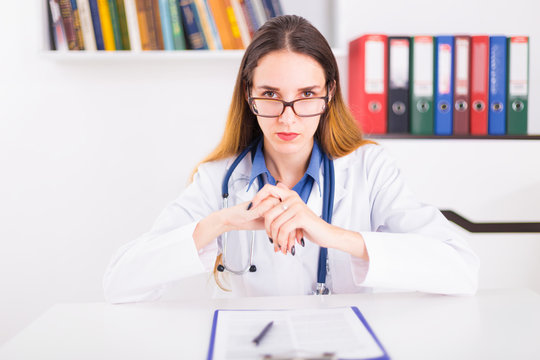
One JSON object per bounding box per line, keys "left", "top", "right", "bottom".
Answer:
{"left": 210, "top": 307, "right": 386, "bottom": 360}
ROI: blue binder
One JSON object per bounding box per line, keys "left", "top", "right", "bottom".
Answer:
{"left": 434, "top": 36, "right": 454, "bottom": 135}
{"left": 488, "top": 36, "right": 507, "bottom": 135}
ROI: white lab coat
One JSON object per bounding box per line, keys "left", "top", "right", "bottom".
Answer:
{"left": 103, "top": 144, "right": 479, "bottom": 303}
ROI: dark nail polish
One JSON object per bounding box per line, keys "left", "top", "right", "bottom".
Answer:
{"left": 247, "top": 202, "right": 253, "bottom": 210}
{"left": 291, "top": 246, "right": 295, "bottom": 256}
{"left": 269, "top": 237, "right": 273, "bottom": 244}
{"left": 278, "top": 244, "right": 281, "bottom": 249}
{"left": 301, "top": 238, "right": 305, "bottom": 247}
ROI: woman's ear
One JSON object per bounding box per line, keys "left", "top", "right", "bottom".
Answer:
{"left": 328, "top": 80, "right": 337, "bottom": 102}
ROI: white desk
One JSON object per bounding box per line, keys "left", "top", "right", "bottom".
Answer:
{"left": 1, "top": 289, "right": 539, "bottom": 360}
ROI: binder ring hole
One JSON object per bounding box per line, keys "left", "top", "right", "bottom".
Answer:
{"left": 455, "top": 100, "right": 468, "bottom": 112}
{"left": 492, "top": 102, "right": 503, "bottom": 112}
{"left": 512, "top": 100, "right": 524, "bottom": 112}
{"left": 417, "top": 100, "right": 429, "bottom": 113}
{"left": 368, "top": 101, "right": 382, "bottom": 113}
{"left": 392, "top": 101, "right": 406, "bottom": 115}
{"left": 439, "top": 101, "right": 450, "bottom": 113}
{"left": 473, "top": 101, "right": 485, "bottom": 111}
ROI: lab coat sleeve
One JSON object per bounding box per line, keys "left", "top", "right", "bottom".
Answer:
{"left": 103, "top": 161, "right": 224, "bottom": 304}
{"left": 350, "top": 145, "right": 480, "bottom": 295}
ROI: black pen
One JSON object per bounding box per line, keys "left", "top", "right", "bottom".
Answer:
{"left": 252, "top": 321, "right": 273, "bottom": 346}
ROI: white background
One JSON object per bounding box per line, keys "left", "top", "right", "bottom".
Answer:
{"left": 0, "top": 0, "right": 539, "bottom": 346}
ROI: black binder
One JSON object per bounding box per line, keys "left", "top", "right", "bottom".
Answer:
{"left": 387, "top": 36, "right": 411, "bottom": 133}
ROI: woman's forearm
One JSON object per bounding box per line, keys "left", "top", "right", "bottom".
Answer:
{"left": 328, "top": 224, "right": 369, "bottom": 261}
{"left": 192, "top": 210, "right": 231, "bottom": 251}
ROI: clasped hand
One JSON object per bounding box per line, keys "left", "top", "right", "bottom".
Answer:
{"left": 225, "top": 183, "right": 333, "bottom": 255}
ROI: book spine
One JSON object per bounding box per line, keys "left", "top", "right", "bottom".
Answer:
{"left": 178, "top": 0, "right": 208, "bottom": 50}
{"left": 230, "top": 0, "right": 250, "bottom": 47}
{"left": 108, "top": 0, "right": 124, "bottom": 49}
{"left": 70, "top": 0, "right": 86, "bottom": 49}
{"left": 116, "top": 0, "right": 132, "bottom": 49}
{"left": 159, "top": 0, "right": 175, "bottom": 50}
{"left": 88, "top": 0, "right": 105, "bottom": 50}
{"left": 168, "top": 0, "right": 186, "bottom": 49}
{"left": 58, "top": 0, "right": 80, "bottom": 49}
{"left": 124, "top": 0, "right": 141, "bottom": 50}
{"left": 203, "top": 0, "right": 223, "bottom": 49}
{"left": 240, "top": 0, "right": 255, "bottom": 37}
{"left": 223, "top": 0, "right": 243, "bottom": 48}
{"left": 97, "top": 0, "right": 116, "bottom": 50}
{"left": 150, "top": 0, "right": 165, "bottom": 50}
{"left": 48, "top": 0, "right": 69, "bottom": 50}
{"left": 250, "top": 0, "right": 267, "bottom": 28}
{"left": 77, "top": 0, "right": 97, "bottom": 50}
{"left": 194, "top": 0, "right": 216, "bottom": 49}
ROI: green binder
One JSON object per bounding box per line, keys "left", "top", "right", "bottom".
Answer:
{"left": 507, "top": 36, "right": 529, "bottom": 135}
{"left": 410, "top": 36, "right": 435, "bottom": 135}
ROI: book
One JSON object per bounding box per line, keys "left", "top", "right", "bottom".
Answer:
{"left": 48, "top": 0, "right": 69, "bottom": 50}
{"left": 97, "top": 0, "right": 116, "bottom": 50}
{"left": 88, "top": 0, "right": 105, "bottom": 50}
{"left": 108, "top": 0, "right": 124, "bottom": 49}
{"left": 230, "top": 0, "right": 251, "bottom": 47}
{"left": 77, "top": 0, "right": 97, "bottom": 50}
{"left": 58, "top": 0, "right": 80, "bottom": 49}
{"left": 223, "top": 0, "right": 244, "bottom": 48}
{"left": 123, "top": 0, "right": 142, "bottom": 50}
{"left": 168, "top": 0, "right": 186, "bottom": 50}
{"left": 159, "top": 0, "right": 175, "bottom": 50}
{"left": 208, "top": 0, "right": 239, "bottom": 49}
{"left": 178, "top": 0, "right": 208, "bottom": 50}
{"left": 116, "top": 0, "right": 132, "bottom": 50}
{"left": 70, "top": 0, "right": 86, "bottom": 49}
{"left": 194, "top": 0, "right": 219, "bottom": 49}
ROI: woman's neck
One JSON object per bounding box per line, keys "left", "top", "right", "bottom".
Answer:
{"left": 263, "top": 140, "right": 313, "bottom": 188}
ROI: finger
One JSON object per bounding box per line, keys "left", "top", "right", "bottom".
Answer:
{"left": 251, "top": 184, "right": 292, "bottom": 207}
{"left": 296, "top": 228, "right": 304, "bottom": 246}
{"left": 265, "top": 198, "right": 298, "bottom": 239}
{"left": 287, "top": 231, "right": 296, "bottom": 256}
{"left": 270, "top": 204, "right": 301, "bottom": 254}
{"left": 276, "top": 217, "right": 300, "bottom": 254}
{"left": 250, "top": 196, "right": 281, "bottom": 220}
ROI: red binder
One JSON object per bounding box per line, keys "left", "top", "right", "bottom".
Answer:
{"left": 349, "top": 34, "right": 388, "bottom": 134}
{"left": 453, "top": 35, "right": 471, "bottom": 135}
{"left": 470, "top": 35, "right": 489, "bottom": 135}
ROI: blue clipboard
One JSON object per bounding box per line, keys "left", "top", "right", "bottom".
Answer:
{"left": 206, "top": 306, "right": 391, "bottom": 360}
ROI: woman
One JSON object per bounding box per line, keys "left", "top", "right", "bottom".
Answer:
{"left": 103, "top": 15, "right": 479, "bottom": 303}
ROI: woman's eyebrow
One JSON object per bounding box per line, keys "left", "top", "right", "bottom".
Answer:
{"left": 298, "top": 85, "right": 322, "bottom": 91}
{"left": 255, "top": 85, "right": 280, "bottom": 91}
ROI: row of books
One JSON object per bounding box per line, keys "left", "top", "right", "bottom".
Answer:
{"left": 47, "top": 0, "right": 283, "bottom": 51}
{"left": 348, "top": 35, "right": 530, "bottom": 136}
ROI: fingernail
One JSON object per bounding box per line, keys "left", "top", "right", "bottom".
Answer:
{"left": 291, "top": 246, "right": 295, "bottom": 256}
{"left": 269, "top": 237, "right": 273, "bottom": 244}
{"left": 247, "top": 202, "right": 253, "bottom": 210}
{"left": 301, "top": 238, "right": 305, "bottom": 247}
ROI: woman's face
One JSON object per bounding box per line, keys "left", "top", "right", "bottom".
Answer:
{"left": 250, "top": 50, "right": 327, "bottom": 157}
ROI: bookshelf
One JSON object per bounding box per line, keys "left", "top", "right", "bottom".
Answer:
{"left": 41, "top": 0, "right": 538, "bottom": 137}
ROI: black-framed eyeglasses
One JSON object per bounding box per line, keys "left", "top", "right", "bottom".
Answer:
{"left": 247, "top": 86, "right": 330, "bottom": 118}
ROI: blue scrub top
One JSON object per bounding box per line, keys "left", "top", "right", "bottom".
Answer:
{"left": 247, "top": 139, "right": 322, "bottom": 204}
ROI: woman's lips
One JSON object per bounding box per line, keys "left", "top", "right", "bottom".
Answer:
{"left": 277, "top": 132, "right": 299, "bottom": 141}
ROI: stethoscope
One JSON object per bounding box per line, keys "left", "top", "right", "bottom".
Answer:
{"left": 216, "top": 140, "right": 335, "bottom": 295}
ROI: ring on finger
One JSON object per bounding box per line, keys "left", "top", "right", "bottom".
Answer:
{"left": 282, "top": 204, "right": 288, "bottom": 211}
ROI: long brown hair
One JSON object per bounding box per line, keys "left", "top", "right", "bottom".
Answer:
{"left": 195, "top": 15, "right": 371, "bottom": 290}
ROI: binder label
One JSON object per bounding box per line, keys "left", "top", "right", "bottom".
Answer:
{"left": 509, "top": 38, "right": 528, "bottom": 96}
{"left": 471, "top": 42, "right": 488, "bottom": 93}
{"left": 438, "top": 44, "right": 452, "bottom": 95}
{"left": 389, "top": 39, "right": 409, "bottom": 89}
{"left": 364, "top": 40, "right": 385, "bottom": 94}
{"left": 455, "top": 38, "right": 470, "bottom": 95}
{"left": 413, "top": 38, "right": 433, "bottom": 97}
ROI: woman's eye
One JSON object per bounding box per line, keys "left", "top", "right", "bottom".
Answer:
{"left": 262, "top": 91, "right": 276, "bottom": 98}
{"left": 303, "top": 91, "right": 314, "bottom": 97}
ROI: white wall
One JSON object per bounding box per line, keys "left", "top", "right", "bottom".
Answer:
{"left": 1, "top": 0, "right": 539, "bottom": 346}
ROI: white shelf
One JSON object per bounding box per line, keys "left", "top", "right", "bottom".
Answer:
{"left": 40, "top": 48, "right": 348, "bottom": 61}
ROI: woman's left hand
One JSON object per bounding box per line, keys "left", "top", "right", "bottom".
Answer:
{"left": 250, "top": 183, "right": 336, "bottom": 255}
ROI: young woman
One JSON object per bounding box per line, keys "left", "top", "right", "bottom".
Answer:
{"left": 104, "top": 15, "right": 479, "bottom": 303}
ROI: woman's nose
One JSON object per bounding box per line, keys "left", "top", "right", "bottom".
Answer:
{"left": 278, "top": 105, "right": 297, "bottom": 124}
